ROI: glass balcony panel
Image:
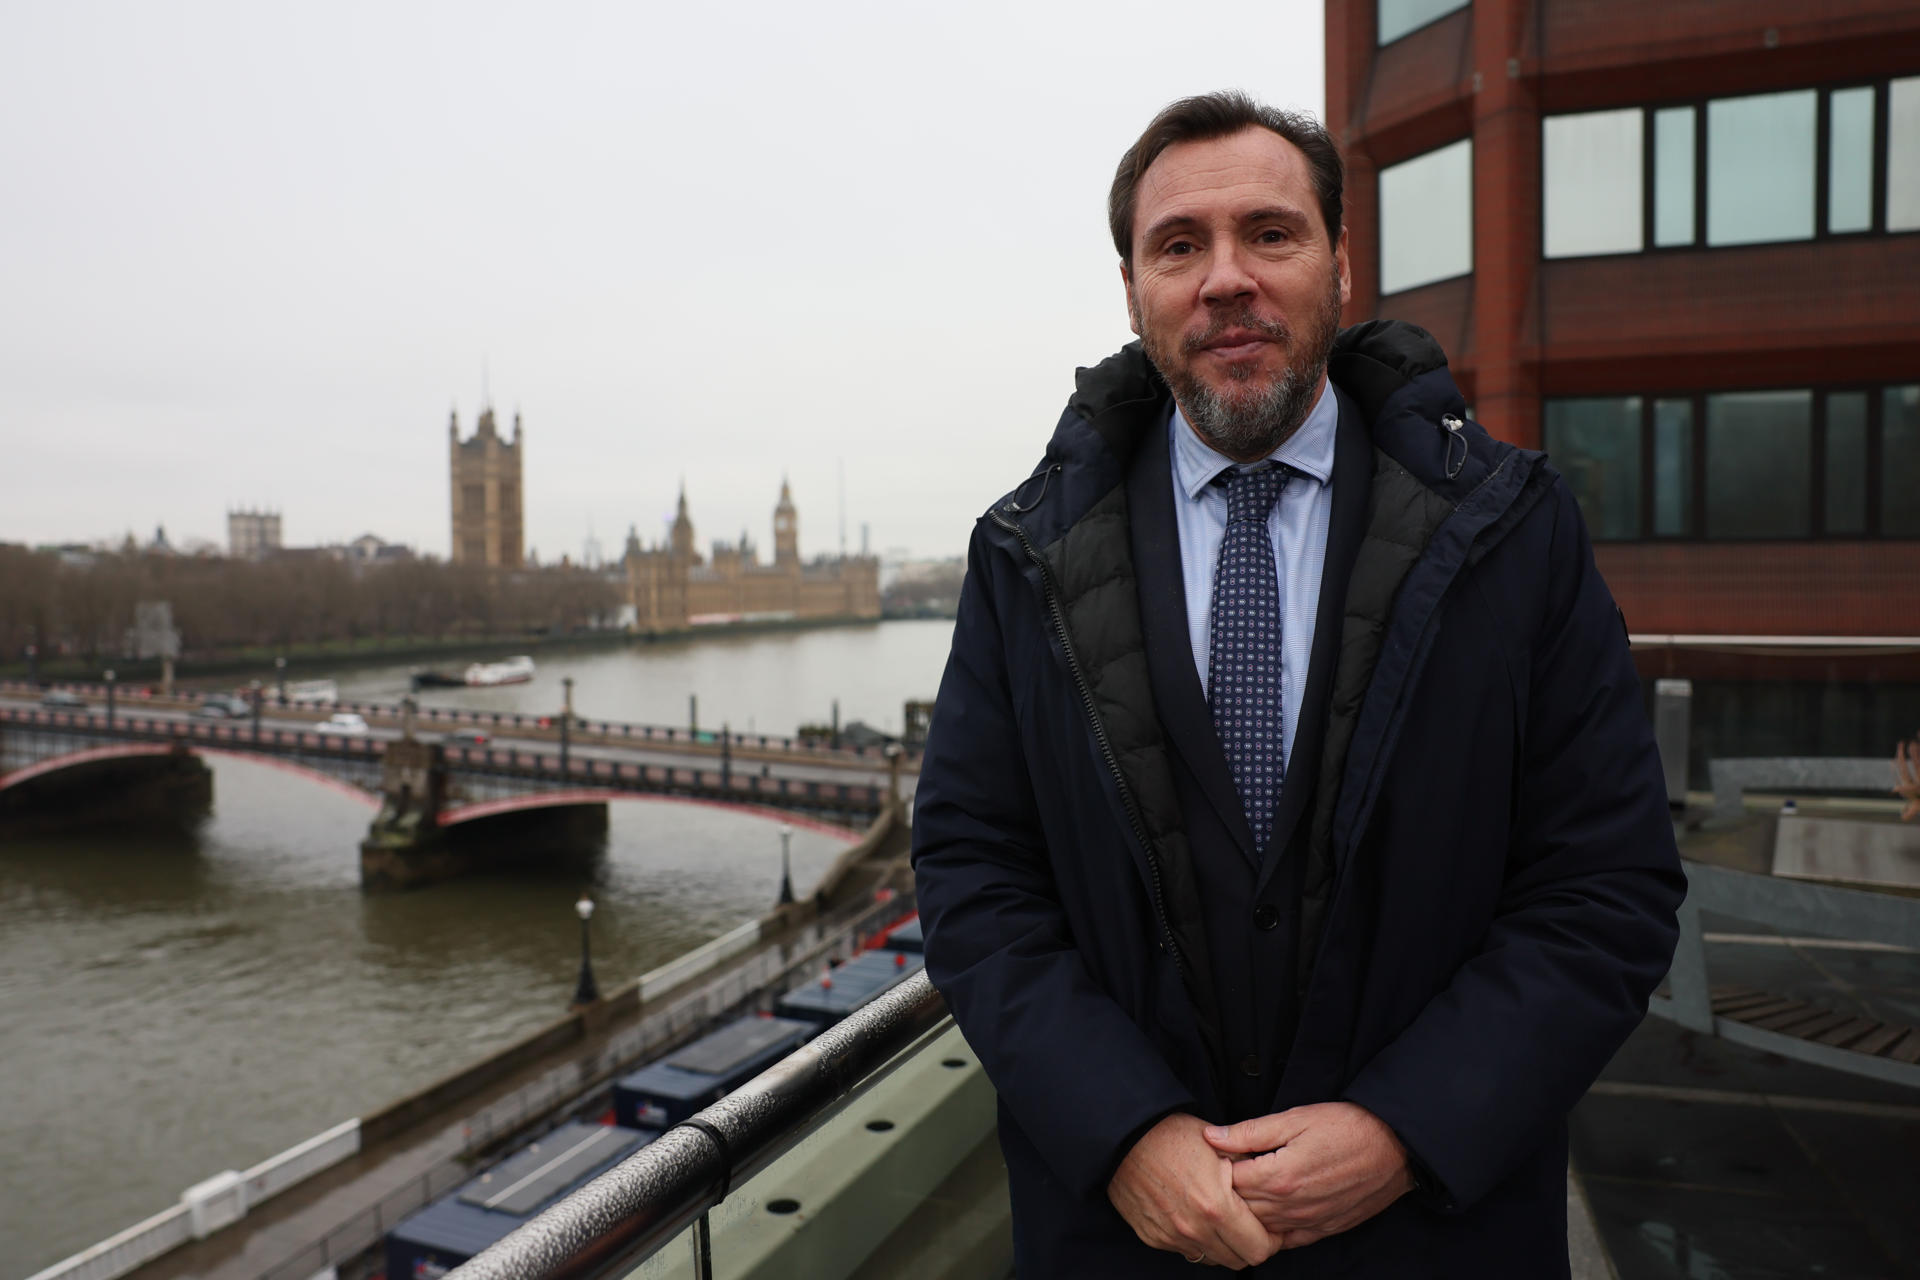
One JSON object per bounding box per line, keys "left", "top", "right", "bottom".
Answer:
{"left": 1705, "top": 391, "right": 1812, "bottom": 538}
{"left": 1653, "top": 107, "right": 1697, "bottom": 247}
{"left": 1379, "top": 138, "right": 1473, "bottom": 294}
{"left": 1707, "top": 91, "right": 1817, "bottom": 246}
{"left": 1544, "top": 109, "right": 1645, "bottom": 257}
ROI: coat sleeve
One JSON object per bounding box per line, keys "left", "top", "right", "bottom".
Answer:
{"left": 1340, "top": 480, "right": 1686, "bottom": 1211}
{"left": 912, "top": 526, "right": 1199, "bottom": 1200}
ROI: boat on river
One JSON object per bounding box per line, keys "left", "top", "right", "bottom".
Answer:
{"left": 410, "top": 654, "right": 536, "bottom": 689}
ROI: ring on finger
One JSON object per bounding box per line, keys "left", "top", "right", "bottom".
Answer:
{"left": 1185, "top": 1252, "right": 1205, "bottom": 1264}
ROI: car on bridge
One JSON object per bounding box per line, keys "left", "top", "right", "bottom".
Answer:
{"left": 40, "top": 688, "right": 88, "bottom": 710}
{"left": 194, "top": 694, "right": 255, "bottom": 718}
{"left": 444, "top": 726, "right": 490, "bottom": 746}
{"left": 314, "top": 712, "right": 370, "bottom": 736}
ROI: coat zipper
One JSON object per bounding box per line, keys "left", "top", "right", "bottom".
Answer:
{"left": 987, "top": 507, "right": 1188, "bottom": 977}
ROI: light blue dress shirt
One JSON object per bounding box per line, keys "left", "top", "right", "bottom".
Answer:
{"left": 1170, "top": 382, "right": 1337, "bottom": 772}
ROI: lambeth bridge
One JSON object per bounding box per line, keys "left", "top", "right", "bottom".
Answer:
{"left": 0, "top": 681, "right": 912, "bottom": 890}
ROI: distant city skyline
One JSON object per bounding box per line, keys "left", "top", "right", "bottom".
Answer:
{"left": 0, "top": 1, "right": 1325, "bottom": 562}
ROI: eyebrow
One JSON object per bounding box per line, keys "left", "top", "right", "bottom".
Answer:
{"left": 1140, "top": 204, "right": 1312, "bottom": 249}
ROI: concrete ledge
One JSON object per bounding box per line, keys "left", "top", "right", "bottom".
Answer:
{"left": 634, "top": 1024, "right": 997, "bottom": 1280}
{"left": 1774, "top": 813, "right": 1920, "bottom": 890}
{"left": 1567, "top": 1162, "right": 1618, "bottom": 1280}
{"left": 1710, "top": 757, "right": 1892, "bottom": 821}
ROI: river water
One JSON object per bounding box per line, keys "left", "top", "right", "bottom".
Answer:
{"left": 0, "top": 619, "right": 954, "bottom": 1275}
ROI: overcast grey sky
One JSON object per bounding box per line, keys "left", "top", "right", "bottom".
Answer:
{"left": 1, "top": 0, "right": 1325, "bottom": 563}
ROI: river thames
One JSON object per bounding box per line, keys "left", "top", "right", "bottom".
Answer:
{"left": 0, "top": 618, "right": 953, "bottom": 1275}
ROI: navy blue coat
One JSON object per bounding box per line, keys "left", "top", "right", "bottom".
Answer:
{"left": 912, "top": 324, "right": 1685, "bottom": 1277}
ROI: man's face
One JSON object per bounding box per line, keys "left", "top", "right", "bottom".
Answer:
{"left": 1123, "top": 127, "right": 1352, "bottom": 461}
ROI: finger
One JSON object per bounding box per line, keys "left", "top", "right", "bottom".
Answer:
{"left": 1203, "top": 1110, "right": 1309, "bottom": 1155}
{"left": 1229, "top": 1149, "right": 1310, "bottom": 1205}
{"left": 1210, "top": 1182, "right": 1278, "bottom": 1267}
{"left": 1228, "top": 1151, "right": 1320, "bottom": 1220}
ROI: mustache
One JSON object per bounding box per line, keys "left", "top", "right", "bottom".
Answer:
{"left": 1182, "top": 308, "right": 1294, "bottom": 355}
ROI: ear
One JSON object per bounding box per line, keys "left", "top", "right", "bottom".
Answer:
{"left": 1120, "top": 261, "right": 1141, "bottom": 337}
{"left": 1334, "top": 225, "right": 1352, "bottom": 312}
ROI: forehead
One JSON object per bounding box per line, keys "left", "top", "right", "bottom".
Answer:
{"left": 1134, "top": 127, "right": 1322, "bottom": 241}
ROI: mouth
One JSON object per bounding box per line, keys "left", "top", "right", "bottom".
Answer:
{"left": 1190, "top": 322, "right": 1287, "bottom": 363}
{"left": 1203, "top": 338, "right": 1271, "bottom": 361}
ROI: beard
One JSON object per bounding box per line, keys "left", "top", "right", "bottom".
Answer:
{"left": 1139, "top": 267, "right": 1345, "bottom": 460}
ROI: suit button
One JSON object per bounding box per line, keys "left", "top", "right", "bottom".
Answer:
{"left": 1253, "top": 904, "right": 1278, "bottom": 930}
{"left": 1240, "top": 1054, "right": 1261, "bottom": 1078}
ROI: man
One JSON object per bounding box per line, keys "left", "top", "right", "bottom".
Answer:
{"left": 912, "top": 91, "right": 1685, "bottom": 1277}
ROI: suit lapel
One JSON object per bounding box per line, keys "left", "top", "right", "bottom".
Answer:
{"left": 1126, "top": 412, "right": 1258, "bottom": 864}
{"left": 1257, "top": 384, "right": 1374, "bottom": 893}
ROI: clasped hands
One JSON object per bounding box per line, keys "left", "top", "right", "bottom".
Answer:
{"left": 1106, "top": 1102, "right": 1415, "bottom": 1269}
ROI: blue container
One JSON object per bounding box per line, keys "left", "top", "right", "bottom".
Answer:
{"left": 612, "top": 1014, "right": 814, "bottom": 1130}
{"left": 775, "top": 947, "right": 925, "bottom": 1027}
{"left": 385, "top": 1120, "right": 653, "bottom": 1277}
{"left": 879, "top": 916, "right": 923, "bottom": 954}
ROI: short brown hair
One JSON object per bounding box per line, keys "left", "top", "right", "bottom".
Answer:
{"left": 1108, "top": 91, "right": 1344, "bottom": 265}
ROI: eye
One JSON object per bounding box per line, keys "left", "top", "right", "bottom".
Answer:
{"left": 1256, "top": 227, "right": 1289, "bottom": 245}
{"left": 1164, "top": 238, "right": 1198, "bottom": 257}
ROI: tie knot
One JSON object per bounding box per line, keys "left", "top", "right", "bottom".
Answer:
{"left": 1219, "top": 465, "right": 1288, "bottom": 525}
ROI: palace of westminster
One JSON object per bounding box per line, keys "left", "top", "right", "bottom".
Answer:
{"left": 448, "top": 406, "right": 880, "bottom": 629}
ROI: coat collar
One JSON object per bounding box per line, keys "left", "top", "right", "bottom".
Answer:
{"left": 998, "top": 320, "right": 1516, "bottom": 553}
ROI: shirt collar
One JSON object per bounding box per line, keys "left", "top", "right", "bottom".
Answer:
{"left": 1170, "top": 379, "right": 1338, "bottom": 502}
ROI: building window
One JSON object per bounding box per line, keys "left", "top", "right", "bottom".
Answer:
{"left": 1543, "top": 109, "right": 1643, "bottom": 257}
{"left": 1824, "top": 392, "right": 1869, "bottom": 535}
{"left": 1706, "top": 391, "right": 1812, "bottom": 538}
{"left": 1546, "top": 386, "right": 1915, "bottom": 541}
{"left": 1828, "top": 86, "right": 1876, "bottom": 235}
{"left": 1546, "top": 398, "right": 1642, "bottom": 540}
{"left": 1377, "top": 0, "right": 1468, "bottom": 45}
{"left": 1886, "top": 385, "right": 1920, "bottom": 536}
{"left": 1652, "top": 107, "right": 1697, "bottom": 248}
{"left": 1707, "top": 91, "right": 1818, "bottom": 246}
{"left": 1379, "top": 138, "right": 1473, "bottom": 294}
{"left": 1652, "top": 399, "right": 1693, "bottom": 537}
{"left": 1889, "top": 77, "right": 1920, "bottom": 232}
{"left": 1544, "top": 77, "right": 1917, "bottom": 258}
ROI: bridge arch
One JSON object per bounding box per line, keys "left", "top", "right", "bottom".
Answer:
{"left": 0, "top": 743, "right": 380, "bottom": 809}
{"left": 193, "top": 748, "right": 381, "bottom": 809}
{"left": 438, "top": 791, "right": 861, "bottom": 840}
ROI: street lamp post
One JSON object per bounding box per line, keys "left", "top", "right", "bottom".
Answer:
{"left": 560, "top": 676, "right": 574, "bottom": 779}
{"left": 104, "top": 669, "right": 116, "bottom": 728}
{"left": 572, "top": 893, "right": 600, "bottom": 1006}
{"left": 275, "top": 655, "right": 287, "bottom": 706}
{"left": 777, "top": 823, "right": 796, "bottom": 907}
{"left": 250, "top": 679, "right": 263, "bottom": 743}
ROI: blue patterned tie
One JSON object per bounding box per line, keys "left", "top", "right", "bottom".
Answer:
{"left": 1207, "top": 465, "right": 1288, "bottom": 852}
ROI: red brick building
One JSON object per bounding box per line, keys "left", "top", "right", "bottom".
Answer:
{"left": 1326, "top": 0, "right": 1920, "bottom": 690}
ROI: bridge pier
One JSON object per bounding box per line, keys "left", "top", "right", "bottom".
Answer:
{"left": 360, "top": 738, "right": 610, "bottom": 891}
{"left": 0, "top": 741, "right": 212, "bottom": 837}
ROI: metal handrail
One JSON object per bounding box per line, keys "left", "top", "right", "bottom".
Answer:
{"left": 447, "top": 969, "right": 950, "bottom": 1280}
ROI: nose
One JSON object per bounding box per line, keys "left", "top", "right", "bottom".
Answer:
{"left": 1199, "top": 241, "right": 1257, "bottom": 306}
